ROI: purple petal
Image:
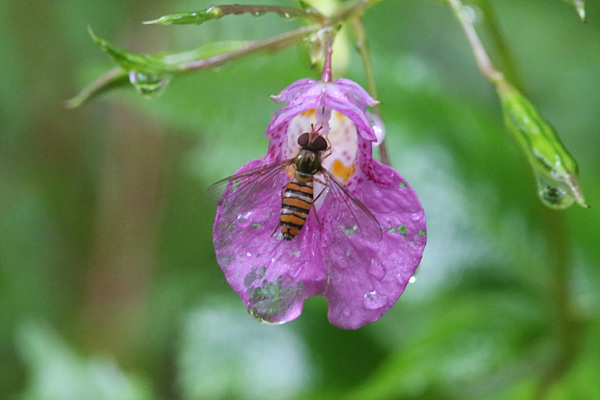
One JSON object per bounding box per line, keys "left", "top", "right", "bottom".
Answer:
{"left": 267, "top": 79, "right": 379, "bottom": 143}
{"left": 213, "top": 159, "right": 328, "bottom": 324}
{"left": 321, "top": 160, "right": 426, "bottom": 329}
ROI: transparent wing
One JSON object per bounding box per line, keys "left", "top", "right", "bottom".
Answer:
{"left": 210, "top": 160, "right": 292, "bottom": 235}
{"left": 320, "top": 170, "right": 383, "bottom": 242}
{"left": 208, "top": 160, "right": 290, "bottom": 203}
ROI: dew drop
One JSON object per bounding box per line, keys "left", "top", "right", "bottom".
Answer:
{"left": 344, "top": 225, "right": 358, "bottom": 236}
{"left": 251, "top": 11, "right": 265, "bottom": 17}
{"left": 535, "top": 174, "right": 574, "bottom": 209}
{"left": 248, "top": 307, "right": 284, "bottom": 325}
{"left": 410, "top": 212, "right": 423, "bottom": 222}
{"left": 128, "top": 71, "right": 172, "bottom": 97}
{"left": 368, "top": 259, "right": 386, "bottom": 280}
{"left": 363, "top": 291, "right": 387, "bottom": 310}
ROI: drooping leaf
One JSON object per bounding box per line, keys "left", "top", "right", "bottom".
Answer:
{"left": 498, "top": 81, "right": 588, "bottom": 209}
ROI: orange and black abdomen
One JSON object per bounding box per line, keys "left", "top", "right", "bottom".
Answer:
{"left": 280, "top": 180, "right": 313, "bottom": 240}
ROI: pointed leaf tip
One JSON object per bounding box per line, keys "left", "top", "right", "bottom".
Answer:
{"left": 497, "top": 81, "right": 588, "bottom": 209}
{"left": 563, "top": 0, "right": 586, "bottom": 21}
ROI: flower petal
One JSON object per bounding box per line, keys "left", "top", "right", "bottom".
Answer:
{"left": 322, "top": 160, "right": 426, "bottom": 329}
{"left": 213, "top": 159, "right": 328, "bottom": 324}
{"left": 267, "top": 79, "right": 379, "bottom": 143}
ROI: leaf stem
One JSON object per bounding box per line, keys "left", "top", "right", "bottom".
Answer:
{"left": 332, "top": 0, "right": 383, "bottom": 24}
{"left": 445, "top": 0, "right": 504, "bottom": 85}
{"left": 177, "top": 25, "right": 320, "bottom": 72}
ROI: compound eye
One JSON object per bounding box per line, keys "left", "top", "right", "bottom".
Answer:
{"left": 313, "top": 135, "right": 328, "bottom": 151}
{"left": 297, "top": 133, "right": 309, "bottom": 147}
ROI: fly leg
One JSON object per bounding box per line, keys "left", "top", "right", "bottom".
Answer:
{"left": 311, "top": 176, "right": 328, "bottom": 228}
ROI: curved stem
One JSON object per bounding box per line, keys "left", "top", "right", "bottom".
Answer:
{"left": 332, "top": 0, "right": 383, "bottom": 24}
{"left": 446, "top": 0, "right": 504, "bottom": 85}
{"left": 475, "top": 0, "right": 523, "bottom": 89}
{"left": 350, "top": 16, "right": 390, "bottom": 165}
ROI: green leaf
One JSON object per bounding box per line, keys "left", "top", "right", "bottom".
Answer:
{"left": 498, "top": 81, "right": 588, "bottom": 209}
{"left": 144, "top": 7, "right": 225, "bottom": 26}
{"left": 67, "top": 32, "right": 248, "bottom": 106}
{"left": 88, "top": 27, "right": 169, "bottom": 74}
{"left": 64, "top": 67, "right": 129, "bottom": 108}
{"left": 16, "top": 320, "right": 153, "bottom": 400}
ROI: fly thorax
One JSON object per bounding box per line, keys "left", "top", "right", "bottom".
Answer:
{"left": 294, "top": 149, "right": 321, "bottom": 176}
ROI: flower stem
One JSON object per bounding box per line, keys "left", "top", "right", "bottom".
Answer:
{"left": 178, "top": 25, "right": 320, "bottom": 72}
{"left": 350, "top": 16, "right": 390, "bottom": 165}
{"left": 475, "top": 0, "right": 523, "bottom": 88}
{"left": 445, "top": 0, "right": 504, "bottom": 85}
{"left": 321, "top": 29, "right": 334, "bottom": 83}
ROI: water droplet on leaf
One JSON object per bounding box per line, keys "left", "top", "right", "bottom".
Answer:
{"left": 129, "top": 71, "right": 172, "bottom": 97}
{"left": 534, "top": 172, "right": 575, "bottom": 209}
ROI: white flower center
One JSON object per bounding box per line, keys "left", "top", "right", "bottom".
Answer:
{"left": 286, "top": 109, "right": 358, "bottom": 184}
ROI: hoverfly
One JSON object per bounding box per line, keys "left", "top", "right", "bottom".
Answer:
{"left": 211, "top": 125, "right": 382, "bottom": 241}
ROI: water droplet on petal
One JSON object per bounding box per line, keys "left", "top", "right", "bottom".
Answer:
{"left": 409, "top": 276, "right": 416, "bottom": 284}
{"left": 344, "top": 225, "right": 358, "bottom": 236}
{"left": 248, "top": 307, "right": 285, "bottom": 325}
{"left": 363, "top": 291, "right": 387, "bottom": 309}
{"left": 129, "top": 71, "right": 172, "bottom": 97}
{"left": 410, "top": 212, "right": 423, "bottom": 222}
{"left": 368, "top": 259, "right": 386, "bottom": 280}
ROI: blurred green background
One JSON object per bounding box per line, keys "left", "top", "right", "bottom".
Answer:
{"left": 1, "top": 0, "right": 599, "bottom": 399}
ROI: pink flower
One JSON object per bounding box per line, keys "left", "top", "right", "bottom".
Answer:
{"left": 213, "top": 78, "right": 426, "bottom": 329}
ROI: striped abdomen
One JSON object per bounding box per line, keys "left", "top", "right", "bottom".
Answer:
{"left": 280, "top": 179, "right": 314, "bottom": 240}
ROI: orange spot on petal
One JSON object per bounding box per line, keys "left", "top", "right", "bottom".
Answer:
{"left": 332, "top": 159, "right": 356, "bottom": 184}
{"left": 300, "top": 109, "right": 316, "bottom": 117}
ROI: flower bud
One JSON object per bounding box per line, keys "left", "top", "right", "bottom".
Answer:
{"left": 498, "top": 81, "right": 588, "bottom": 209}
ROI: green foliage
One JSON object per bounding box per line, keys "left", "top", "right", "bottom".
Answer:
{"left": 16, "top": 321, "right": 152, "bottom": 400}
{"left": 1, "top": 0, "right": 599, "bottom": 400}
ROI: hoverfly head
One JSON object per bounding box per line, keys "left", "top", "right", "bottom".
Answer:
{"left": 297, "top": 124, "right": 327, "bottom": 152}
